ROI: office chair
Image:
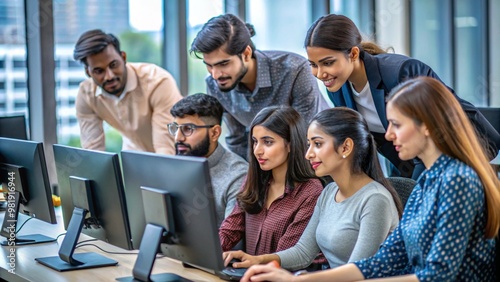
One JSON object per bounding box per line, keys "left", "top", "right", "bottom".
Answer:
{"left": 491, "top": 151, "right": 500, "bottom": 166}
{"left": 477, "top": 107, "right": 500, "bottom": 133}
{"left": 387, "top": 177, "right": 417, "bottom": 207}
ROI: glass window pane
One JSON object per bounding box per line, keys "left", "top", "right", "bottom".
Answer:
{"left": 53, "top": 0, "right": 164, "bottom": 151}
{"left": 331, "top": 0, "right": 374, "bottom": 38}
{"left": 410, "top": 0, "right": 453, "bottom": 87}
{"left": 187, "top": 0, "right": 224, "bottom": 95}
{"left": 247, "top": 0, "right": 312, "bottom": 57}
{"left": 0, "top": 0, "right": 29, "bottom": 133}
{"left": 454, "top": 0, "right": 487, "bottom": 106}
{"left": 490, "top": 0, "right": 500, "bottom": 106}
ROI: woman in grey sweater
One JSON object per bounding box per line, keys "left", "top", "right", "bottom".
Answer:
{"left": 223, "top": 107, "right": 403, "bottom": 271}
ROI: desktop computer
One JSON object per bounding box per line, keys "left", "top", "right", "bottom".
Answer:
{"left": 0, "top": 114, "right": 28, "bottom": 140}
{"left": 0, "top": 137, "right": 56, "bottom": 245}
{"left": 118, "top": 151, "right": 244, "bottom": 281}
{"left": 35, "top": 144, "right": 132, "bottom": 271}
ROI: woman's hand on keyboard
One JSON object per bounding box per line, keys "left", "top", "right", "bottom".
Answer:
{"left": 223, "top": 250, "right": 261, "bottom": 268}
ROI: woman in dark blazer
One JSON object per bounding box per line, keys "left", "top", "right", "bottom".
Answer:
{"left": 304, "top": 14, "right": 500, "bottom": 179}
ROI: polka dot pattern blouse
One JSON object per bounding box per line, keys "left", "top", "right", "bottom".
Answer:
{"left": 354, "top": 154, "right": 495, "bottom": 281}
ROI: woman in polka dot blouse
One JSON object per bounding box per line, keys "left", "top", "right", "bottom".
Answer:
{"left": 240, "top": 77, "right": 500, "bottom": 282}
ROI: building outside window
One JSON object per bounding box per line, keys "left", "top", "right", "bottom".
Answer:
{"left": 187, "top": 0, "right": 223, "bottom": 95}
{"left": 0, "top": 0, "right": 29, "bottom": 135}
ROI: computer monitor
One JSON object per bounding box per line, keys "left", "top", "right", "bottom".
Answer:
{"left": 35, "top": 144, "right": 132, "bottom": 271}
{"left": 0, "top": 114, "right": 28, "bottom": 140}
{"left": 118, "top": 151, "right": 238, "bottom": 281}
{"left": 0, "top": 137, "right": 56, "bottom": 245}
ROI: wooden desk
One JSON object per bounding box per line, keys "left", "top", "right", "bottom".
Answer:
{"left": 0, "top": 208, "right": 224, "bottom": 282}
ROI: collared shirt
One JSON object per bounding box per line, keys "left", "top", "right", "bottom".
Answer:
{"left": 207, "top": 142, "right": 248, "bottom": 227}
{"left": 76, "top": 63, "right": 182, "bottom": 154}
{"left": 354, "top": 154, "right": 495, "bottom": 281}
{"left": 219, "top": 178, "right": 323, "bottom": 255}
{"left": 206, "top": 50, "right": 329, "bottom": 159}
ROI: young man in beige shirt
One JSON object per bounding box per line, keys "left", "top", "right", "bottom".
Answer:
{"left": 74, "top": 29, "right": 182, "bottom": 154}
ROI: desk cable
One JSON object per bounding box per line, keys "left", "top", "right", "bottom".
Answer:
{"left": 74, "top": 243, "right": 139, "bottom": 255}
{"left": 51, "top": 234, "right": 166, "bottom": 257}
{"left": 74, "top": 243, "right": 166, "bottom": 258}
{"left": 55, "top": 232, "right": 66, "bottom": 241}
{"left": 14, "top": 217, "right": 34, "bottom": 234}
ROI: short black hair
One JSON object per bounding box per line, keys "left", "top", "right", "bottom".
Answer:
{"left": 190, "top": 14, "right": 256, "bottom": 59}
{"left": 73, "top": 29, "right": 121, "bottom": 66}
{"left": 170, "top": 93, "right": 224, "bottom": 125}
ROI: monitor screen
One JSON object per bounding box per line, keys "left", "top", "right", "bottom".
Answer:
{"left": 35, "top": 144, "right": 132, "bottom": 271}
{"left": 0, "top": 115, "right": 28, "bottom": 140}
{"left": 120, "top": 151, "right": 232, "bottom": 280}
{"left": 54, "top": 144, "right": 132, "bottom": 250}
{"left": 0, "top": 137, "right": 56, "bottom": 245}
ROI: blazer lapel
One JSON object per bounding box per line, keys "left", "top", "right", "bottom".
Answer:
{"left": 328, "top": 86, "right": 357, "bottom": 110}
{"left": 363, "top": 52, "right": 388, "bottom": 129}
{"left": 341, "top": 84, "right": 357, "bottom": 110}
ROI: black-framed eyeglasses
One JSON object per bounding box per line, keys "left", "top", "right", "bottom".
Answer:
{"left": 167, "top": 122, "right": 216, "bottom": 137}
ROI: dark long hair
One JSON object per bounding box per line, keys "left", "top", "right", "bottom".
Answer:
{"left": 304, "top": 14, "right": 386, "bottom": 56}
{"left": 388, "top": 77, "right": 500, "bottom": 237}
{"left": 311, "top": 107, "right": 403, "bottom": 217}
{"left": 237, "top": 106, "right": 316, "bottom": 214}
{"left": 190, "top": 14, "right": 256, "bottom": 59}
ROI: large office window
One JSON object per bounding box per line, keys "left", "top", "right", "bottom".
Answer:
{"left": 411, "top": 0, "right": 489, "bottom": 106}
{"left": 410, "top": 0, "right": 453, "bottom": 87}
{"left": 490, "top": 0, "right": 500, "bottom": 106}
{"left": 0, "top": 0, "right": 29, "bottom": 133}
{"left": 331, "top": 0, "right": 375, "bottom": 39}
{"left": 247, "top": 0, "right": 312, "bottom": 57}
{"left": 454, "top": 0, "right": 487, "bottom": 106}
{"left": 187, "top": 0, "right": 223, "bottom": 95}
{"left": 53, "top": 0, "right": 164, "bottom": 152}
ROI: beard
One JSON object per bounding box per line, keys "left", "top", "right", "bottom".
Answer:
{"left": 175, "top": 133, "right": 211, "bottom": 157}
{"left": 218, "top": 61, "right": 248, "bottom": 92}
{"left": 99, "top": 66, "right": 127, "bottom": 96}
{"left": 102, "top": 78, "right": 125, "bottom": 95}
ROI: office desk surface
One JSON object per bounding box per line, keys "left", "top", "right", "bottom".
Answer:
{"left": 0, "top": 208, "right": 224, "bottom": 282}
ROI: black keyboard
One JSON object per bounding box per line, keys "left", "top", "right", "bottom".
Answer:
{"left": 222, "top": 267, "right": 247, "bottom": 279}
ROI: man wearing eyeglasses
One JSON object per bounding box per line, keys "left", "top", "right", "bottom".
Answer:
{"left": 169, "top": 94, "right": 248, "bottom": 227}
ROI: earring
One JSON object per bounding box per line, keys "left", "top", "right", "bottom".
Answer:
{"left": 342, "top": 155, "right": 346, "bottom": 159}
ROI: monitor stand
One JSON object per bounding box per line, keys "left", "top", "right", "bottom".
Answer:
{"left": 116, "top": 224, "right": 192, "bottom": 282}
{"left": 35, "top": 207, "right": 117, "bottom": 271}
{"left": 0, "top": 191, "right": 55, "bottom": 246}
